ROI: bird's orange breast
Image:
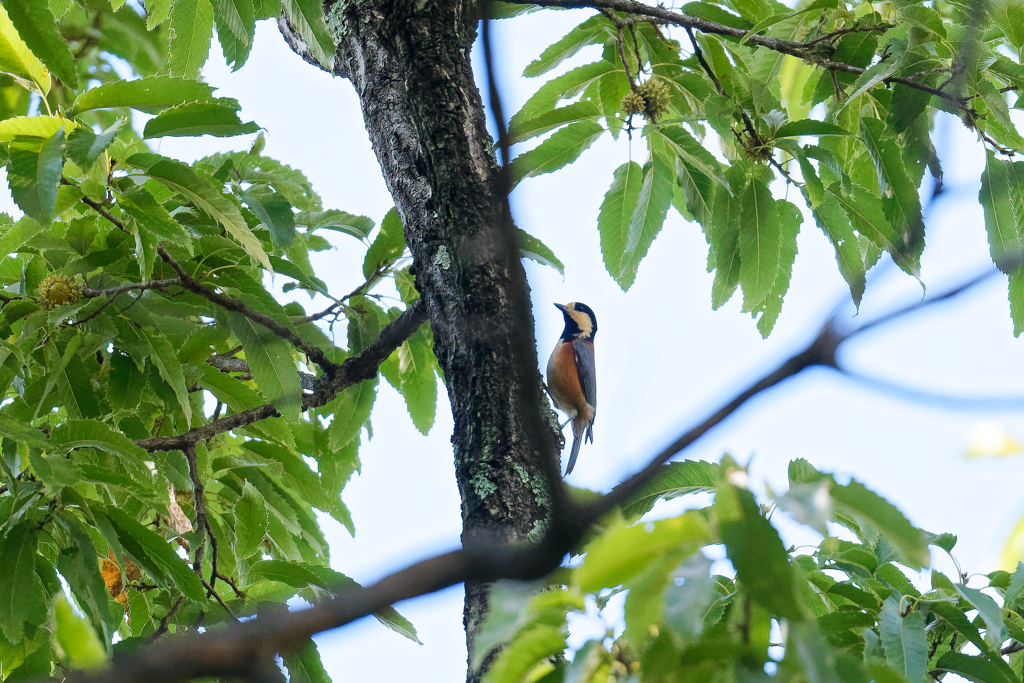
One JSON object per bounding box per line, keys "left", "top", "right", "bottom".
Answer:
{"left": 547, "top": 341, "right": 590, "bottom": 418}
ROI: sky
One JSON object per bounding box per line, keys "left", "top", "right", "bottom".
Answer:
{"left": 17, "top": 6, "right": 1024, "bottom": 680}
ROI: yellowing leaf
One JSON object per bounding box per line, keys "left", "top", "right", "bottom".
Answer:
{"left": 0, "top": 4, "right": 50, "bottom": 94}
{"left": 0, "top": 115, "right": 76, "bottom": 141}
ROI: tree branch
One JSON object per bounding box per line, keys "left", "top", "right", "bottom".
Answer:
{"left": 156, "top": 245, "right": 337, "bottom": 376}
{"left": 134, "top": 299, "right": 429, "bottom": 452}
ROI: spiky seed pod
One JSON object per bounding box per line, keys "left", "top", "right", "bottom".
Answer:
{"left": 621, "top": 90, "right": 646, "bottom": 117}
{"left": 36, "top": 273, "right": 82, "bottom": 308}
{"left": 638, "top": 79, "right": 671, "bottom": 122}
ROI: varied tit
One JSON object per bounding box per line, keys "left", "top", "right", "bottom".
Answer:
{"left": 546, "top": 302, "right": 597, "bottom": 476}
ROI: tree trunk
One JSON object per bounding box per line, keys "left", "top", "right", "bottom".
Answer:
{"left": 281, "top": 3, "right": 560, "bottom": 680}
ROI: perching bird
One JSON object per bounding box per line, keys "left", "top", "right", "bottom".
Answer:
{"left": 546, "top": 302, "right": 597, "bottom": 476}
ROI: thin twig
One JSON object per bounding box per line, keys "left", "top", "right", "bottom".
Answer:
{"left": 183, "top": 444, "right": 207, "bottom": 576}
{"left": 148, "top": 597, "right": 185, "bottom": 643}
{"left": 157, "top": 245, "right": 337, "bottom": 375}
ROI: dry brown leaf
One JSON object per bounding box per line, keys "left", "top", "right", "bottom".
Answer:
{"left": 167, "top": 483, "right": 194, "bottom": 534}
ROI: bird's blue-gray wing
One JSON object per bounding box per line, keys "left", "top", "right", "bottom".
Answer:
{"left": 573, "top": 339, "right": 596, "bottom": 412}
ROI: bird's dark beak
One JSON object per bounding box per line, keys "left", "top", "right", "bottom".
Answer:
{"left": 554, "top": 303, "right": 569, "bottom": 313}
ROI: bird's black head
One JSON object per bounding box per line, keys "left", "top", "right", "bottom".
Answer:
{"left": 555, "top": 302, "right": 597, "bottom": 341}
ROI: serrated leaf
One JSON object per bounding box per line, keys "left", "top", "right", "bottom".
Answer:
{"left": 8, "top": 126, "right": 65, "bottom": 224}
{"left": 234, "top": 481, "right": 269, "bottom": 560}
{"left": 859, "top": 118, "right": 925, "bottom": 276}
{"left": 146, "top": 0, "right": 173, "bottom": 28}
{"left": 65, "top": 120, "right": 123, "bottom": 170}
{"left": 576, "top": 511, "right": 709, "bottom": 593}
{"left": 524, "top": 15, "right": 613, "bottom": 78}
{"left": 830, "top": 480, "right": 928, "bottom": 569}
{"left": 362, "top": 207, "right": 405, "bottom": 279}
{"left": 738, "top": 179, "right": 782, "bottom": 310}
{"left": 809, "top": 190, "right": 865, "bottom": 306}
{"left": 211, "top": 0, "right": 255, "bottom": 45}
{"left": 507, "top": 101, "right": 602, "bottom": 145}
{"left": 509, "top": 120, "right": 604, "bottom": 188}
{"left": 143, "top": 101, "right": 259, "bottom": 138}
{"left": 0, "top": 518, "right": 42, "bottom": 641}
{"left": 280, "top": 0, "right": 335, "bottom": 70}
{"left": 510, "top": 60, "right": 617, "bottom": 130}
{"left": 980, "top": 150, "right": 1024, "bottom": 273}
{"left": 297, "top": 209, "right": 373, "bottom": 239}
{"left": 0, "top": 4, "right": 50, "bottom": 94}
{"left": 517, "top": 228, "right": 563, "bottom": 274}
{"left": 283, "top": 639, "right": 331, "bottom": 683}
{"left": 774, "top": 119, "right": 851, "bottom": 138}
{"left": 619, "top": 460, "right": 721, "bottom": 520}
{"left": 225, "top": 311, "right": 302, "bottom": 421}
{"left": 248, "top": 559, "right": 328, "bottom": 589}
{"left": 138, "top": 325, "right": 193, "bottom": 427}
{"left": 169, "top": 0, "right": 214, "bottom": 78}
{"left": 327, "top": 377, "right": 377, "bottom": 450}
{"left": 599, "top": 161, "right": 643, "bottom": 290}
{"left": 70, "top": 75, "right": 218, "bottom": 116}
{"left": 879, "top": 596, "right": 927, "bottom": 683}
{"left": 100, "top": 505, "right": 207, "bottom": 601}
{"left": 955, "top": 584, "right": 1005, "bottom": 650}
{"left": 621, "top": 151, "right": 673, "bottom": 285}
{"left": 128, "top": 153, "right": 271, "bottom": 271}
{"left": 0, "top": 115, "right": 75, "bottom": 141}
{"left": 241, "top": 188, "right": 296, "bottom": 248}
{"left": 718, "top": 482, "right": 803, "bottom": 620}
{"left": 933, "top": 651, "right": 1017, "bottom": 683}
{"left": 482, "top": 625, "right": 566, "bottom": 683}
{"left": 52, "top": 419, "right": 154, "bottom": 487}
{"left": 114, "top": 184, "right": 194, "bottom": 253}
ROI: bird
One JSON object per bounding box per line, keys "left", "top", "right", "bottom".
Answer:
{"left": 546, "top": 302, "right": 597, "bottom": 476}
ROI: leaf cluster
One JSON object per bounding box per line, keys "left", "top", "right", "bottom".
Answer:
{"left": 477, "top": 456, "right": 1024, "bottom": 683}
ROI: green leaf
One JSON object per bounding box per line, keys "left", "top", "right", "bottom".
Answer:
{"left": 146, "top": 0, "right": 173, "bottom": 28}
{"left": 523, "top": 15, "right": 613, "bottom": 78}
{"left": 297, "top": 209, "right": 373, "bottom": 239}
{"left": 362, "top": 208, "right": 405, "bottom": 279}
{"left": 8, "top": 127, "right": 65, "bottom": 224}
{"left": 280, "top": 0, "right": 335, "bottom": 70}
{"left": 327, "top": 378, "right": 377, "bottom": 450}
{"left": 619, "top": 460, "right": 721, "bottom": 520}
{"left": 510, "top": 60, "right": 617, "bottom": 130}
{"left": 139, "top": 325, "right": 194, "bottom": 427}
{"left": 113, "top": 184, "right": 194, "bottom": 253}
{"left": 992, "top": 0, "right": 1024, "bottom": 50}
{"left": 211, "top": 0, "right": 255, "bottom": 45}
{"left": 385, "top": 324, "right": 436, "bottom": 434}
{"left": 100, "top": 505, "right": 207, "bottom": 602}
{"left": 143, "top": 101, "right": 260, "bottom": 138}
{"left": 0, "top": 518, "right": 42, "bottom": 640}
{"left": 508, "top": 101, "right": 602, "bottom": 145}
{"left": 829, "top": 480, "right": 929, "bottom": 569}
{"left": 859, "top": 118, "right": 925, "bottom": 276}
{"left": 234, "top": 480, "right": 269, "bottom": 560}
{"left": 283, "top": 639, "right": 331, "bottom": 683}
{"left": 53, "top": 595, "right": 106, "bottom": 670}
{"left": 738, "top": 179, "right": 782, "bottom": 310}
{"left": 774, "top": 119, "right": 851, "bottom": 138}
{"left": 0, "top": 0, "right": 77, "bottom": 88}
{"left": 955, "top": 585, "right": 1006, "bottom": 650}
{"left": 65, "top": 120, "right": 123, "bottom": 170}
{"left": 576, "top": 511, "right": 709, "bottom": 593}
{"left": 224, "top": 311, "right": 302, "bottom": 422}
{"left": 980, "top": 150, "right": 1024, "bottom": 273}
{"left": 650, "top": 124, "right": 729, "bottom": 188}
{"left": 599, "top": 161, "right": 644, "bottom": 290}
{"left": 169, "top": 0, "right": 214, "bottom": 78}
{"left": 128, "top": 153, "right": 271, "bottom": 271}
{"left": 482, "top": 625, "right": 566, "bottom": 683}
{"left": 517, "top": 228, "right": 563, "bottom": 274}
{"left": 933, "top": 651, "right": 1018, "bottom": 683}
{"left": 241, "top": 188, "right": 296, "bottom": 248}
{"left": 621, "top": 151, "right": 673, "bottom": 285}
{"left": 248, "top": 559, "right": 328, "bottom": 589}
{"left": 509, "top": 120, "right": 604, "bottom": 188}
{"left": 0, "top": 4, "right": 50, "bottom": 94}
{"left": 58, "top": 518, "right": 114, "bottom": 635}
{"left": 809, "top": 190, "right": 866, "bottom": 306}
{"left": 70, "top": 75, "right": 218, "bottom": 116}
{"left": 52, "top": 419, "right": 155, "bottom": 490}
{"left": 718, "top": 482, "right": 802, "bottom": 620}
{"left": 879, "top": 596, "right": 927, "bottom": 683}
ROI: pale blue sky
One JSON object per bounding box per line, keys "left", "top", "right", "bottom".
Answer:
{"left": 15, "top": 8, "right": 1024, "bottom": 679}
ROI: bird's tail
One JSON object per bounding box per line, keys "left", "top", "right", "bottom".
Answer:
{"left": 564, "top": 432, "right": 583, "bottom": 476}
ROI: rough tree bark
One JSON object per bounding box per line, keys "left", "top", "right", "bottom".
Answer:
{"left": 280, "top": 3, "right": 562, "bottom": 680}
